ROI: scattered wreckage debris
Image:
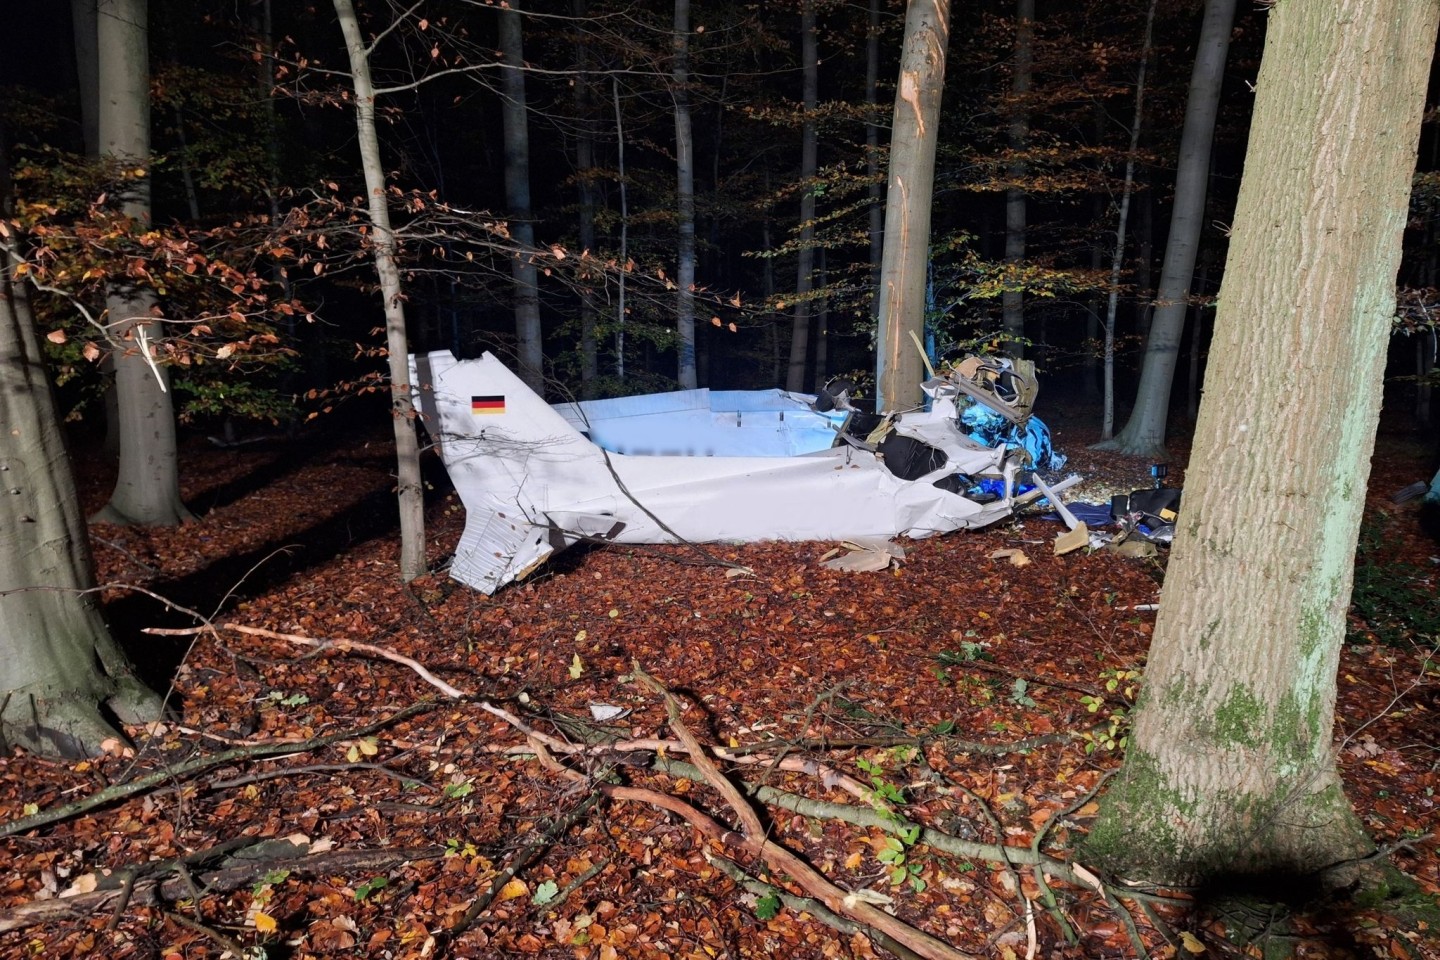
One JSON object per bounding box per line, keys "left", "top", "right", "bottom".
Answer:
{"left": 818, "top": 537, "right": 906, "bottom": 572}
{"left": 409, "top": 350, "right": 1081, "bottom": 594}
{"left": 1043, "top": 486, "right": 1182, "bottom": 558}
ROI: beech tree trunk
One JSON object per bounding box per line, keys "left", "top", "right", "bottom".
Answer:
{"left": 92, "top": 0, "right": 192, "bottom": 527}
{"left": 785, "top": 0, "right": 819, "bottom": 393}
{"left": 1096, "top": 0, "right": 1236, "bottom": 457}
{"left": 333, "top": 0, "right": 426, "bottom": 582}
{"left": 0, "top": 144, "right": 160, "bottom": 755}
{"left": 1000, "top": 0, "right": 1032, "bottom": 355}
{"left": 876, "top": 0, "right": 950, "bottom": 413}
{"left": 499, "top": 1, "right": 544, "bottom": 392}
{"left": 1087, "top": 0, "right": 1438, "bottom": 884}
{"left": 673, "top": 0, "right": 698, "bottom": 389}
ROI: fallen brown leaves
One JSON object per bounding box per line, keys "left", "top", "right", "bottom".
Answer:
{"left": 0, "top": 422, "right": 1435, "bottom": 960}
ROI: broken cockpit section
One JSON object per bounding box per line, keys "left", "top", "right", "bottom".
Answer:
{"left": 408, "top": 351, "right": 1078, "bottom": 594}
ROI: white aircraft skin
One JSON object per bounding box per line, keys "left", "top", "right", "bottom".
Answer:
{"left": 410, "top": 351, "right": 1032, "bottom": 595}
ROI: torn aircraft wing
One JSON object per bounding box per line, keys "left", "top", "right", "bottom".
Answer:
{"left": 410, "top": 351, "right": 1034, "bottom": 595}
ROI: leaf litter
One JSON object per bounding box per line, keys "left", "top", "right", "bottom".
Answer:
{"left": 0, "top": 419, "right": 1435, "bottom": 959}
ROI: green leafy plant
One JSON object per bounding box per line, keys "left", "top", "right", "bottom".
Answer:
{"left": 532, "top": 880, "right": 560, "bottom": 905}
{"left": 754, "top": 892, "right": 782, "bottom": 920}
{"left": 854, "top": 752, "right": 928, "bottom": 892}
{"left": 1078, "top": 669, "right": 1142, "bottom": 753}
{"left": 354, "top": 876, "right": 389, "bottom": 901}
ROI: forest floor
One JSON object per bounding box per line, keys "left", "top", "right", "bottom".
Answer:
{"left": 1, "top": 408, "right": 1438, "bottom": 960}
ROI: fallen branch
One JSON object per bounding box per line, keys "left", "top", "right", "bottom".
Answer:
{"left": 708, "top": 854, "right": 926, "bottom": 960}
{"left": 631, "top": 663, "right": 979, "bottom": 960}
{"left": 0, "top": 843, "right": 445, "bottom": 934}
{"left": 443, "top": 792, "right": 602, "bottom": 942}
{"left": 0, "top": 702, "right": 438, "bottom": 838}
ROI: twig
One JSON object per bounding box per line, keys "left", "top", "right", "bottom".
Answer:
{"left": 630, "top": 663, "right": 977, "bottom": 960}
{"left": 145, "top": 623, "right": 470, "bottom": 699}
{"left": 707, "top": 854, "right": 926, "bottom": 960}
{"left": 0, "top": 702, "right": 437, "bottom": 838}
{"left": 164, "top": 909, "right": 249, "bottom": 956}
{"left": 443, "top": 792, "right": 601, "bottom": 942}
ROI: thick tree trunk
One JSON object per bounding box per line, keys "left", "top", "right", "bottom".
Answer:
{"left": 92, "top": 0, "right": 191, "bottom": 527}
{"left": 499, "top": 2, "right": 544, "bottom": 392}
{"left": 875, "top": 0, "right": 949, "bottom": 413}
{"left": 785, "top": 0, "right": 819, "bottom": 393}
{"left": 673, "top": 0, "right": 698, "bottom": 389}
{"left": 0, "top": 223, "right": 160, "bottom": 757}
{"left": 1097, "top": 0, "right": 1236, "bottom": 457}
{"left": 1087, "top": 0, "right": 1438, "bottom": 884}
{"left": 1000, "top": 0, "right": 1032, "bottom": 356}
{"left": 333, "top": 0, "right": 426, "bottom": 582}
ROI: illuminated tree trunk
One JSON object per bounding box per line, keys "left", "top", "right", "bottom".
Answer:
{"left": 673, "top": 0, "right": 697, "bottom": 389}
{"left": 876, "top": 0, "right": 950, "bottom": 413}
{"left": 865, "top": 0, "right": 883, "bottom": 325}
{"left": 333, "top": 0, "right": 426, "bottom": 582}
{"left": 785, "top": 0, "right": 819, "bottom": 392}
{"left": 0, "top": 143, "right": 160, "bottom": 756}
{"left": 1000, "top": 0, "right": 1032, "bottom": 355}
{"left": 1096, "top": 0, "right": 1236, "bottom": 457}
{"left": 500, "top": 1, "right": 544, "bottom": 392}
{"left": 92, "top": 0, "right": 192, "bottom": 526}
{"left": 1087, "top": 0, "right": 1438, "bottom": 883}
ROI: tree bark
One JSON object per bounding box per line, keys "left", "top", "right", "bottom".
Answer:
{"left": 1096, "top": 0, "right": 1156, "bottom": 441}
{"left": 866, "top": 0, "right": 883, "bottom": 328}
{"left": 1000, "top": 0, "right": 1032, "bottom": 356}
{"left": 333, "top": 0, "right": 427, "bottom": 582}
{"left": 92, "top": 0, "right": 192, "bottom": 527}
{"left": 1087, "top": 0, "right": 1439, "bottom": 884}
{"left": 0, "top": 135, "right": 160, "bottom": 756}
{"left": 672, "top": 0, "right": 698, "bottom": 389}
{"left": 785, "top": 0, "right": 819, "bottom": 393}
{"left": 573, "top": 0, "right": 599, "bottom": 395}
{"left": 875, "top": 0, "right": 950, "bottom": 413}
{"left": 1096, "top": 0, "right": 1237, "bottom": 457}
{"left": 499, "top": 1, "right": 544, "bottom": 392}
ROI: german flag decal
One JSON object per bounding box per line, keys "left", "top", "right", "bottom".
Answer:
{"left": 471, "top": 395, "right": 506, "bottom": 415}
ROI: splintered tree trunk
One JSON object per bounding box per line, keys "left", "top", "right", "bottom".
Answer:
{"left": 1087, "top": 0, "right": 1438, "bottom": 884}
{"left": 785, "top": 0, "right": 819, "bottom": 393}
{"left": 0, "top": 226, "right": 161, "bottom": 756}
{"left": 499, "top": 2, "right": 544, "bottom": 391}
{"left": 876, "top": 0, "right": 950, "bottom": 413}
{"left": 673, "top": 0, "right": 698, "bottom": 389}
{"left": 92, "top": 0, "right": 191, "bottom": 527}
{"left": 333, "top": 0, "right": 426, "bottom": 582}
{"left": 1000, "top": 0, "right": 1032, "bottom": 355}
{"left": 1096, "top": 0, "right": 1236, "bottom": 458}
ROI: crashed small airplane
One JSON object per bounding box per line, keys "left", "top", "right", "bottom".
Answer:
{"left": 410, "top": 350, "right": 1076, "bottom": 594}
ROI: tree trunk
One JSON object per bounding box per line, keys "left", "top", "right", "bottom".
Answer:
{"left": 92, "top": 0, "right": 192, "bottom": 527}
{"left": 333, "top": 0, "right": 426, "bottom": 582}
{"left": 499, "top": 1, "right": 544, "bottom": 392}
{"left": 672, "top": 0, "right": 698, "bottom": 389}
{"left": 1096, "top": 0, "right": 1236, "bottom": 457}
{"left": 866, "top": 0, "right": 883, "bottom": 327}
{"left": 612, "top": 76, "right": 629, "bottom": 382}
{"left": 785, "top": 0, "right": 819, "bottom": 393}
{"left": 0, "top": 145, "right": 160, "bottom": 755}
{"left": 875, "top": 0, "right": 950, "bottom": 413}
{"left": 1086, "top": 0, "right": 1438, "bottom": 885}
{"left": 1096, "top": 0, "right": 1156, "bottom": 442}
{"left": 1000, "top": 0, "right": 1032, "bottom": 356}
{"left": 573, "top": 0, "right": 599, "bottom": 395}
{"left": 72, "top": 0, "right": 100, "bottom": 156}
